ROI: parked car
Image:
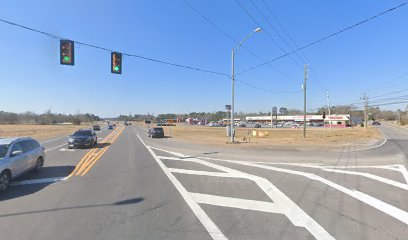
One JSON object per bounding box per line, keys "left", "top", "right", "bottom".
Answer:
{"left": 93, "top": 125, "right": 101, "bottom": 131}
{"left": 0, "top": 137, "right": 45, "bottom": 192}
{"left": 148, "top": 127, "right": 165, "bottom": 138}
{"left": 372, "top": 121, "right": 381, "bottom": 125}
{"left": 239, "top": 123, "right": 246, "bottom": 127}
{"left": 254, "top": 124, "right": 261, "bottom": 128}
{"left": 68, "top": 129, "right": 97, "bottom": 149}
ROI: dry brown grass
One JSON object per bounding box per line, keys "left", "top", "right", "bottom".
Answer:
{"left": 149, "top": 124, "right": 381, "bottom": 149}
{"left": 0, "top": 124, "right": 93, "bottom": 141}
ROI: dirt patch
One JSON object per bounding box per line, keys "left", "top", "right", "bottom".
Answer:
{"left": 0, "top": 124, "right": 93, "bottom": 141}
{"left": 143, "top": 123, "right": 382, "bottom": 150}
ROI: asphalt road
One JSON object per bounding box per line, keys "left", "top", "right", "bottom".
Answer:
{"left": 0, "top": 124, "right": 407, "bottom": 239}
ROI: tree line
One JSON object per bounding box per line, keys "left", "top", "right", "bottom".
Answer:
{"left": 0, "top": 110, "right": 101, "bottom": 125}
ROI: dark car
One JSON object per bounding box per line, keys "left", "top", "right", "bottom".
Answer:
{"left": 108, "top": 125, "right": 114, "bottom": 130}
{"left": 372, "top": 121, "right": 381, "bottom": 125}
{"left": 148, "top": 127, "right": 165, "bottom": 138}
{"left": 93, "top": 125, "right": 101, "bottom": 131}
{"left": 254, "top": 124, "right": 261, "bottom": 128}
{"left": 68, "top": 129, "right": 97, "bottom": 149}
{"left": 239, "top": 123, "right": 246, "bottom": 127}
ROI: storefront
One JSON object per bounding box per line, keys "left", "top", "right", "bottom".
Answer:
{"left": 246, "top": 114, "right": 350, "bottom": 127}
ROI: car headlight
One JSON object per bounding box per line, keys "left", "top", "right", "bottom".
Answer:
{"left": 68, "top": 138, "right": 74, "bottom": 143}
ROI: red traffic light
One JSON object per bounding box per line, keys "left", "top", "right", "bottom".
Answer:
{"left": 111, "top": 52, "right": 122, "bottom": 74}
{"left": 60, "top": 40, "right": 74, "bottom": 65}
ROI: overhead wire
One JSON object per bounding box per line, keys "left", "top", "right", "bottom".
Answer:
{"left": 234, "top": 0, "right": 304, "bottom": 69}
{"left": 365, "top": 71, "right": 408, "bottom": 93}
{"left": 0, "top": 17, "right": 297, "bottom": 95}
{"left": 236, "top": 2, "right": 407, "bottom": 75}
{"left": 180, "top": 0, "right": 299, "bottom": 83}
{"left": 0, "top": 18, "right": 230, "bottom": 78}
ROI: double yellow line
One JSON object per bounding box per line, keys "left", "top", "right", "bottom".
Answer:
{"left": 68, "top": 126, "right": 125, "bottom": 177}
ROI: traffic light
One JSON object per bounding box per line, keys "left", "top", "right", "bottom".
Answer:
{"left": 60, "top": 40, "right": 74, "bottom": 65}
{"left": 111, "top": 52, "right": 122, "bottom": 74}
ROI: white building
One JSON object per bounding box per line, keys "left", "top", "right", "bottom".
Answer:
{"left": 246, "top": 115, "right": 351, "bottom": 128}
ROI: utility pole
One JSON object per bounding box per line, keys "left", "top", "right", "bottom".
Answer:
{"left": 361, "top": 93, "right": 368, "bottom": 129}
{"left": 271, "top": 108, "right": 273, "bottom": 128}
{"left": 230, "top": 49, "right": 235, "bottom": 143}
{"left": 326, "top": 90, "right": 332, "bottom": 130}
{"left": 303, "top": 64, "right": 308, "bottom": 138}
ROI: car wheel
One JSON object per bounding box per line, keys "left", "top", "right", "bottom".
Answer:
{"left": 34, "top": 157, "right": 44, "bottom": 172}
{"left": 67, "top": 145, "right": 72, "bottom": 149}
{"left": 0, "top": 171, "right": 11, "bottom": 192}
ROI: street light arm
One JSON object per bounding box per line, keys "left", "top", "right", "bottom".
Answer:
{"left": 233, "top": 27, "right": 261, "bottom": 53}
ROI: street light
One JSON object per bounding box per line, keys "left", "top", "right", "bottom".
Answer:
{"left": 230, "top": 27, "right": 262, "bottom": 142}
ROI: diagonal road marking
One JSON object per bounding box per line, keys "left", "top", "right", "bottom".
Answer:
{"left": 191, "top": 192, "right": 281, "bottom": 214}
{"left": 137, "top": 134, "right": 228, "bottom": 240}
{"left": 254, "top": 162, "right": 408, "bottom": 190}
{"left": 144, "top": 143, "right": 335, "bottom": 240}
{"left": 203, "top": 158, "right": 408, "bottom": 225}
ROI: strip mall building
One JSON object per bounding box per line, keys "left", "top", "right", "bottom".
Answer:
{"left": 246, "top": 115, "right": 351, "bottom": 128}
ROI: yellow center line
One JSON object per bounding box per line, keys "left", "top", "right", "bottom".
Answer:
{"left": 74, "top": 129, "right": 121, "bottom": 176}
{"left": 67, "top": 129, "right": 119, "bottom": 178}
{"left": 80, "top": 127, "right": 125, "bottom": 176}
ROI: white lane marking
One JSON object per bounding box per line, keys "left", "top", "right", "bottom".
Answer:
{"left": 191, "top": 193, "right": 280, "bottom": 214}
{"left": 136, "top": 135, "right": 228, "bottom": 240}
{"left": 256, "top": 162, "right": 400, "bottom": 171}
{"left": 45, "top": 143, "right": 67, "bottom": 152}
{"left": 337, "top": 138, "right": 387, "bottom": 152}
{"left": 254, "top": 162, "right": 408, "bottom": 190}
{"left": 206, "top": 158, "right": 408, "bottom": 225}
{"left": 168, "top": 168, "right": 236, "bottom": 178}
{"left": 40, "top": 136, "right": 68, "bottom": 144}
{"left": 149, "top": 145, "right": 335, "bottom": 240}
{"left": 11, "top": 177, "right": 65, "bottom": 186}
{"left": 397, "top": 165, "right": 408, "bottom": 184}
{"left": 59, "top": 148, "right": 76, "bottom": 152}
{"left": 321, "top": 168, "right": 408, "bottom": 191}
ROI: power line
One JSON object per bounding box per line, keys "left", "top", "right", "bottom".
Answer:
{"left": 180, "top": 0, "right": 299, "bottom": 83}
{"left": 369, "top": 100, "right": 408, "bottom": 107}
{"left": 0, "top": 17, "right": 300, "bottom": 95}
{"left": 365, "top": 71, "right": 408, "bottom": 93}
{"left": 256, "top": 0, "right": 328, "bottom": 92}
{"left": 246, "top": 0, "right": 305, "bottom": 68}
{"left": 233, "top": 0, "right": 307, "bottom": 71}
{"left": 235, "top": 78, "right": 302, "bottom": 94}
{"left": 237, "top": 2, "right": 407, "bottom": 75}
{"left": 260, "top": 0, "right": 310, "bottom": 64}
{"left": 0, "top": 18, "right": 229, "bottom": 78}
{"left": 370, "top": 88, "right": 408, "bottom": 99}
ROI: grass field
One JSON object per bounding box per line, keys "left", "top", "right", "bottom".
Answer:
{"left": 144, "top": 123, "right": 381, "bottom": 150}
{"left": 0, "top": 124, "right": 93, "bottom": 141}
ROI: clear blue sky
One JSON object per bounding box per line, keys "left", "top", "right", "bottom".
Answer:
{"left": 1, "top": 0, "right": 407, "bottom": 117}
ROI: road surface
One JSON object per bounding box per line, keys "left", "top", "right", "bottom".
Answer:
{"left": 0, "top": 124, "right": 407, "bottom": 239}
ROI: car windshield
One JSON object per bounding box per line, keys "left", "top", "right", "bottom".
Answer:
{"left": 73, "top": 131, "right": 92, "bottom": 136}
{"left": 0, "top": 145, "right": 9, "bottom": 159}
{"left": 153, "top": 128, "right": 163, "bottom": 132}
